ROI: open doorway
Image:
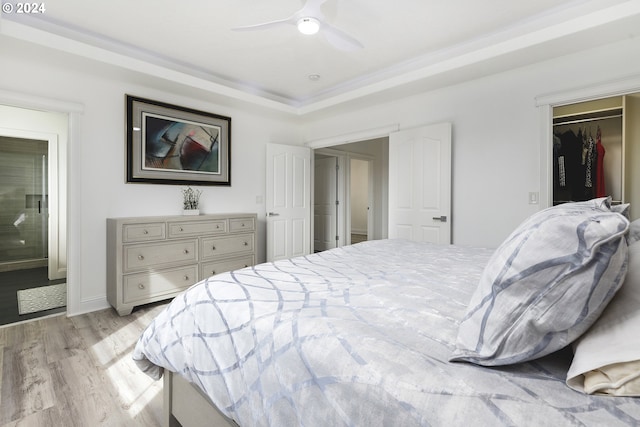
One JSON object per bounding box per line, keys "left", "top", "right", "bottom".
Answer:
{"left": 350, "top": 158, "right": 370, "bottom": 244}
{"left": 314, "top": 153, "right": 340, "bottom": 252}
{"left": 0, "top": 105, "right": 68, "bottom": 325}
{"left": 312, "top": 137, "right": 387, "bottom": 252}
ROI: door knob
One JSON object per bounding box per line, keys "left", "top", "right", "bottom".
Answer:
{"left": 432, "top": 216, "right": 447, "bottom": 222}
{"left": 267, "top": 212, "right": 280, "bottom": 217}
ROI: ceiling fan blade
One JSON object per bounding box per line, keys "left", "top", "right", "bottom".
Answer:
{"left": 322, "top": 23, "right": 364, "bottom": 51}
{"left": 232, "top": 17, "right": 295, "bottom": 32}
{"left": 298, "top": 0, "right": 328, "bottom": 17}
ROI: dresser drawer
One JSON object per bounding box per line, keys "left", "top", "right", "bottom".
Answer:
{"left": 168, "top": 220, "right": 227, "bottom": 238}
{"left": 108, "top": 213, "right": 256, "bottom": 316}
{"left": 201, "top": 234, "right": 255, "bottom": 259}
{"left": 229, "top": 217, "right": 255, "bottom": 233}
{"left": 201, "top": 255, "right": 255, "bottom": 278}
{"left": 123, "top": 265, "right": 197, "bottom": 304}
{"left": 124, "top": 240, "right": 197, "bottom": 272}
{"left": 123, "top": 222, "right": 166, "bottom": 242}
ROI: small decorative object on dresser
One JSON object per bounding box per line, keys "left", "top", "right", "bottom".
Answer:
{"left": 106, "top": 213, "right": 256, "bottom": 315}
{"left": 182, "top": 186, "right": 202, "bottom": 215}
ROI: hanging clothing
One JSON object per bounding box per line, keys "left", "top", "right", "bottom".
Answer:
{"left": 584, "top": 134, "right": 595, "bottom": 189}
{"left": 595, "top": 127, "right": 606, "bottom": 197}
{"left": 553, "top": 134, "right": 564, "bottom": 195}
{"left": 557, "top": 129, "right": 583, "bottom": 202}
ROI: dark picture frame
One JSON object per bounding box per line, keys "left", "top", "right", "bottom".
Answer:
{"left": 126, "top": 95, "right": 231, "bottom": 185}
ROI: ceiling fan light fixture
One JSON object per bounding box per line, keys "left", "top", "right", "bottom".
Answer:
{"left": 297, "top": 17, "right": 320, "bottom": 35}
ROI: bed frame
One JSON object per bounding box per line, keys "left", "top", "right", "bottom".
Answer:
{"left": 163, "top": 371, "right": 237, "bottom": 427}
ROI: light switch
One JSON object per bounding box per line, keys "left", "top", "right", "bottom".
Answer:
{"left": 529, "top": 192, "right": 539, "bottom": 204}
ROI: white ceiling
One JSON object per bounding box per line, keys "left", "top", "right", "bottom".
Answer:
{"left": 2, "top": 0, "right": 640, "bottom": 115}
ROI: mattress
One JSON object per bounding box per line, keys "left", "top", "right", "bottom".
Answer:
{"left": 133, "top": 239, "right": 640, "bottom": 426}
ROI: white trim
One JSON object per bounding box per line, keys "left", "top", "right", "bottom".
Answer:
{"left": 66, "top": 111, "right": 82, "bottom": 316}
{"left": 306, "top": 124, "right": 399, "bottom": 149}
{"left": 0, "top": 88, "right": 84, "bottom": 113}
{"left": 70, "top": 296, "right": 110, "bottom": 317}
{"left": 538, "top": 104, "right": 553, "bottom": 208}
{"left": 0, "top": 20, "right": 297, "bottom": 115}
{"left": 535, "top": 74, "right": 640, "bottom": 107}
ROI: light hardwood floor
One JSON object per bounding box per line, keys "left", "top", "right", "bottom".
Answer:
{"left": 0, "top": 302, "right": 169, "bottom": 426}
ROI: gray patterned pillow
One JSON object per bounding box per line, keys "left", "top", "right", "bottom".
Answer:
{"left": 450, "top": 200, "right": 629, "bottom": 366}
{"left": 628, "top": 219, "right": 640, "bottom": 245}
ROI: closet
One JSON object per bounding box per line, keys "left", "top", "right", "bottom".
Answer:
{"left": 552, "top": 94, "right": 640, "bottom": 220}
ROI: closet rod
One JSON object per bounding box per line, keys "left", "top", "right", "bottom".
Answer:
{"left": 553, "top": 113, "right": 622, "bottom": 126}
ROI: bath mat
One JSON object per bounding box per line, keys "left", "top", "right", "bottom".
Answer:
{"left": 17, "top": 283, "right": 67, "bottom": 315}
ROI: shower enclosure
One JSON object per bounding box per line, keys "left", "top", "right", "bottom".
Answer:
{"left": 0, "top": 136, "right": 49, "bottom": 271}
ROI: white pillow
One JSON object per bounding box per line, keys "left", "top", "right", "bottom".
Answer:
{"left": 450, "top": 199, "right": 629, "bottom": 366}
{"left": 567, "top": 240, "right": 640, "bottom": 395}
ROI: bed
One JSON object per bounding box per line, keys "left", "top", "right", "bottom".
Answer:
{"left": 133, "top": 199, "right": 640, "bottom": 427}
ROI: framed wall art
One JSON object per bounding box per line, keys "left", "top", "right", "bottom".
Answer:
{"left": 126, "top": 95, "right": 231, "bottom": 185}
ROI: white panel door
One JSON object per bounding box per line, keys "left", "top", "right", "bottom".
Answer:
{"left": 314, "top": 156, "right": 338, "bottom": 252}
{"left": 389, "top": 123, "right": 452, "bottom": 244}
{"left": 266, "top": 143, "right": 311, "bottom": 261}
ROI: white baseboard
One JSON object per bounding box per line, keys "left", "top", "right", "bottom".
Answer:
{"left": 68, "top": 296, "right": 110, "bottom": 317}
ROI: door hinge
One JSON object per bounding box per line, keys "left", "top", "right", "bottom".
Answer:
{"left": 335, "top": 235, "right": 339, "bottom": 241}
{"left": 335, "top": 200, "right": 339, "bottom": 205}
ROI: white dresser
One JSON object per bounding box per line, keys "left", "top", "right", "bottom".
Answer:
{"left": 107, "top": 213, "right": 257, "bottom": 315}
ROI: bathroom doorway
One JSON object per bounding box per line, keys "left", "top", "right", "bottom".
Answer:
{"left": 0, "top": 105, "right": 68, "bottom": 325}
{"left": 0, "top": 136, "right": 49, "bottom": 268}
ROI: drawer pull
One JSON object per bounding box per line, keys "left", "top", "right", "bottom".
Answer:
{"left": 184, "top": 275, "right": 190, "bottom": 281}
{"left": 211, "top": 270, "right": 216, "bottom": 275}
{"left": 183, "top": 249, "right": 189, "bottom": 254}
{"left": 243, "top": 241, "right": 248, "bottom": 246}
{"left": 143, "top": 229, "right": 149, "bottom": 235}
{"left": 138, "top": 283, "right": 145, "bottom": 289}
{"left": 216, "top": 225, "right": 220, "bottom": 229}
{"left": 179, "top": 227, "right": 184, "bottom": 232}
{"left": 138, "top": 255, "right": 144, "bottom": 261}
{"left": 211, "top": 245, "right": 216, "bottom": 251}
{"left": 241, "top": 223, "right": 245, "bottom": 227}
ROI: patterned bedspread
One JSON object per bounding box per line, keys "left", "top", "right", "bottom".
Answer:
{"left": 133, "top": 239, "right": 640, "bottom": 426}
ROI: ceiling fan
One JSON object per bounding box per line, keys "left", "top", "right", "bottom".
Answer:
{"left": 232, "top": 0, "right": 364, "bottom": 51}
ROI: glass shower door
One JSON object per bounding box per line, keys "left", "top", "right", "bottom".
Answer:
{"left": 0, "top": 137, "right": 48, "bottom": 267}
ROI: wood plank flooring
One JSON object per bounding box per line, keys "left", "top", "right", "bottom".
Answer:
{"left": 350, "top": 233, "right": 367, "bottom": 244}
{"left": 0, "top": 301, "right": 169, "bottom": 426}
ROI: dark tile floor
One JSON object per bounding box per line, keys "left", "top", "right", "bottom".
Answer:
{"left": 0, "top": 267, "right": 66, "bottom": 326}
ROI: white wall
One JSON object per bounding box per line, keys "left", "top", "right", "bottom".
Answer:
{"left": 3, "top": 32, "right": 640, "bottom": 315}
{"left": 1, "top": 36, "right": 303, "bottom": 315}
{"left": 301, "top": 37, "right": 640, "bottom": 248}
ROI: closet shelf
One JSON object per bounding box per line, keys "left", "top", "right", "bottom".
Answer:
{"left": 553, "top": 108, "right": 623, "bottom": 126}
